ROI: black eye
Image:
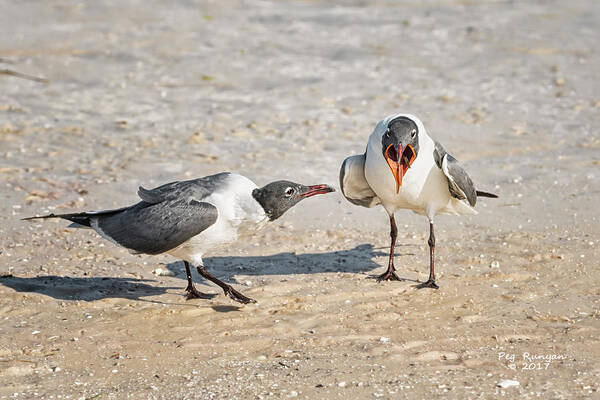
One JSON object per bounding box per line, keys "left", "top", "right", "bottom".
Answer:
{"left": 284, "top": 187, "right": 295, "bottom": 197}
{"left": 411, "top": 129, "right": 417, "bottom": 137}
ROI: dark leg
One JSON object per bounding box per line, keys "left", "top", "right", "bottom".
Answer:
{"left": 183, "top": 261, "right": 213, "bottom": 299}
{"left": 196, "top": 265, "right": 256, "bottom": 304}
{"left": 377, "top": 214, "right": 402, "bottom": 282}
{"left": 417, "top": 222, "right": 439, "bottom": 289}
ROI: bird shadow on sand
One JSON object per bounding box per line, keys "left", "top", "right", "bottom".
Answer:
{"left": 164, "top": 243, "right": 409, "bottom": 284}
{"left": 0, "top": 244, "right": 414, "bottom": 302}
{"left": 0, "top": 275, "right": 178, "bottom": 302}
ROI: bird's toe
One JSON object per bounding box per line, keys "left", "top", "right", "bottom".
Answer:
{"left": 185, "top": 285, "right": 215, "bottom": 300}
{"left": 376, "top": 270, "right": 403, "bottom": 282}
{"left": 224, "top": 286, "right": 256, "bottom": 304}
{"left": 415, "top": 280, "right": 439, "bottom": 289}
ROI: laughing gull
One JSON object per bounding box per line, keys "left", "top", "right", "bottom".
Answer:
{"left": 24, "top": 172, "right": 334, "bottom": 303}
{"left": 340, "top": 114, "right": 497, "bottom": 288}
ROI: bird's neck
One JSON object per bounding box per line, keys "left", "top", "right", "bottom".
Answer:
{"left": 251, "top": 189, "right": 279, "bottom": 221}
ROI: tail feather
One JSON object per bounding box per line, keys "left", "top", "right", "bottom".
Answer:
{"left": 22, "top": 212, "right": 94, "bottom": 227}
{"left": 476, "top": 190, "right": 498, "bottom": 198}
{"left": 22, "top": 207, "right": 128, "bottom": 227}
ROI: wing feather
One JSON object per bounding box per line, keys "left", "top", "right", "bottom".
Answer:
{"left": 434, "top": 141, "right": 477, "bottom": 206}
{"left": 339, "top": 154, "right": 380, "bottom": 208}
{"left": 137, "top": 172, "right": 231, "bottom": 204}
{"left": 95, "top": 199, "right": 218, "bottom": 255}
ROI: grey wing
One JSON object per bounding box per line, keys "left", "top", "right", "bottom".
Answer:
{"left": 433, "top": 141, "right": 477, "bottom": 206}
{"left": 339, "top": 154, "right": 380, "bottom": 208}
{"left": 93, "top": 199, "right": 218, "bottom": 255}
{"left": 137, "top": 172, "right": 231, "bottom": 204}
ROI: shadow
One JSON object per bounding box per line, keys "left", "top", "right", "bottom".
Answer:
{"left": 211, "top": 305, "right": 242, "bottom": 313}
{"left": 0, "top": 244, "right": 394, "bottom": 302}
{"left": 164, "top": 243, "right": 390, "bottom": 284}
{"left": 0, "top": 275, "right": 177, "bottom": 301}
{"left": 366, "top": 274, "right": 421, "bottom": 283}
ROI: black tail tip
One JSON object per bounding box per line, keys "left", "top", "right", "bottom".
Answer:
{"left": 21, "top": 214, "right": 56, "bottom": 221}
{"left": 476, "top": 190, "right": 498, "bottom": 198}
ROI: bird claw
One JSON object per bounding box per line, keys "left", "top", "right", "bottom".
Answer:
{"left": 224, "top": 286, "right": 256, "bottom": 304}
{"left": 185, "top": 285, "right": 214, "bottom": 300}
{"left": 415, "top": 279, "right": 439, "bottom": 289}
{"left": 376, "top": 270, "right": 403, "bottom": 282}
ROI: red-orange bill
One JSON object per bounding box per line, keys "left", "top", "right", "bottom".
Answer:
{"left": 384, "top": 144, "right": 416, "bottom": 193}
{"left": 299, "top": 184, "right": 335, "bottom": 198}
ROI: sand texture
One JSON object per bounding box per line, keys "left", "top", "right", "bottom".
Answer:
{"left": 1, "top": 0, "right": 599, "bottom": 398}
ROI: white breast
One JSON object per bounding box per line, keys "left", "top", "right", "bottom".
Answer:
{"left": 364, "top": 127, "right": 453, "bottom": 218}
{"left": 167, "top": 173, "right": 269, "bottom": 264}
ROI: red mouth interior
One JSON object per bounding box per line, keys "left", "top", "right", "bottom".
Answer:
{"left": 386, "top": 144, "right": 399, "bottom": 162}
{"left": 400, "top": 145, "right": 416, "bottom": 171}
{"left": 385, "top": 144, "right": 416, "bottom": 193}
{"left": 386, "top": 144, "right": 415, "bottom": 170}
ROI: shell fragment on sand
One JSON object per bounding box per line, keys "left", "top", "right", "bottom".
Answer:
{"left": 497, "top": 380, "right": 519, "bottom": 388}
{"left": 152, "top": 268, "right": 175, "bottom": 277}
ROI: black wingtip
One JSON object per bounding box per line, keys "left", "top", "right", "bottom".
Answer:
{"left": 476, "top": 190, "right": 498, "bottom": 198}
{"left": 21, "top": 214, "right": 56, "bottom": 221}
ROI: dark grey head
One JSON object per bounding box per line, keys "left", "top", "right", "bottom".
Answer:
{"left": 380, "top": 116, "right": 420, "bottom": 193}
{"left": 252, "top": 180, "right": 335, "bottom": 221}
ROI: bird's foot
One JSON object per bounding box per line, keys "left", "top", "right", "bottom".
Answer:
{"left": 185, "top": 284, "right": 214, "bottom": 300}
{"left": 415, "top": 279, "right": 439, "bottom": 289}
{"left": 376, "top": 269, "right": 403, "bottom": 282}
{"left": 223, "top": 285, "right": 256, "bottom": 304}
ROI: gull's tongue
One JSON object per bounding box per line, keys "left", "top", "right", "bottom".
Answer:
{"left": 395, "top": 144, "right": 402, "bottom": 193}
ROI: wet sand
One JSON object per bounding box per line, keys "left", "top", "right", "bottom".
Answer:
{"left": 1, "top": 0, "right": 599, "bottom": 398}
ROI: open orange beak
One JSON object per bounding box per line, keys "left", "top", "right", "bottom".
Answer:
{"left": 384, "top": 144, "right": 416, "bottom": 193}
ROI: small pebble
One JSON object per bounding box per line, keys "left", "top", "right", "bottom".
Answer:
{"left": 379, "top": 337, "right": 390, "bottom": 343}
{"left": 489, "top": 261, "right": 500, "bottom": 268}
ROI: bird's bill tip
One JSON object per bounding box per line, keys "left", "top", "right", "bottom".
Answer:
{"left": 300, "top": 184, "right": 335, "bottom": 198}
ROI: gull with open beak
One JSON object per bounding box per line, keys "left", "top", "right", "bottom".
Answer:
{"left": 24, "top": 172, "right": 334, "bottom": 303}
{"left": 340, "top": 114, "right": 497, "bottom": 288}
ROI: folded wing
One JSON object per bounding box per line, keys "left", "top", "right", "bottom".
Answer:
{"left": 433, "top": 141, "right": 477, "bottom": 207}
{"left": 339, "top": 154, "right": 380, "bottom": 208}
{"left": 93, "top": 198, "right": 218, "bottom": 255}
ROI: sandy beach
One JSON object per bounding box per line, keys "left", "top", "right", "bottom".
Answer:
{"left": 1, "top": 0, "right": 599, "bottom": 398}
